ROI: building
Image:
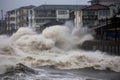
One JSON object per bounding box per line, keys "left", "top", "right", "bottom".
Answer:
{"left": 28, "top": 5, "right": 87, "bottom": 28}
{"left": 81, "top": 4, "right": 113, "bottom": 27}
{"left": 89, "top": 0, "right": 120, "bottom": 17}
{"left": 94, "top": 16, "right": 120, "bottom": 40}
{"left": 6, "top": 9, "right": 16, "bottom": 31}
{"left": 74, "top": 0, "right": 120, "bottom": 28}
{"left": 6, "top": 5, "right": 87, "bottom": 33}
{"left": 6, "top": 5, "right": 35, "bottom": 32}
{"left": 16, "top": 5, "right": 35, "bottom": 28}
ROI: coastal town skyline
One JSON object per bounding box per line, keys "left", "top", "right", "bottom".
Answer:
{"left": 0, "top": 0, "right": 90, "bottom": 19}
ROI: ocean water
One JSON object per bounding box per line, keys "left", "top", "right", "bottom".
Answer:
{"left": 0, "top": 25, "right": 120, "bottom": 80}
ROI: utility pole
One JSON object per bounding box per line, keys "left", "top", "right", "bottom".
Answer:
{"left": 1, "top": 10, "right": 4, "bottom": 33}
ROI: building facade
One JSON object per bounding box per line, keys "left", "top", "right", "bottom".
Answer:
{"left": 74, "top": 4, "right": 113, "bottom": 27}
{"left": 16, "top": 5, "right": 35, "bottom": 28}
{"left": 28, "top": 5, "right": 86, "bottom": 28}
{"left": 6, "top": 9, "right": 16, "bottom": 31}
{"left": 81, "top": 4, "right": 113, "bottom": 27}
{"left": 6, "top": 5, "right": 35, "bottom": 31}
{"left": 89, "top": 0, "right": 120, "bottom": 16}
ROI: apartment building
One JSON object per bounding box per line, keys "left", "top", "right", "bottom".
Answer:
{"left": 90, "top": 0, "right": 120, "bottom": 14}
{"left": 74, "top": 4, "right": 113, "bottom": 27}
{"left": 81, "top": 4, "right": 113, "bottom": 27}
{"left": 6, "top": 9, "right": 16, "bottom": 31}
{"left": 28, "top": 5, "right": 86, "bottom": 28}
{"left": 6, "top": 5, "right": 35, "bottom": 31}
{"left": 16, "top": 5, "right": 35, "bottom": 28}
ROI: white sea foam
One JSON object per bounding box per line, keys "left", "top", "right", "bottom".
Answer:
{"left": 0, "top": 25, "right": 120, "bottom": 74}
{"left": 72, "top": 27, "right": 94, "bottom": 45}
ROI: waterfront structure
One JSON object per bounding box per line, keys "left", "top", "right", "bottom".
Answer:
{"left": 28, "top": 5, "right": 86, "bottom": 29}
{"left": 81, "top": 4, "right": 113, "bottom": 27}
{"left": 6, "top": 5, "right": 35, "bottom": 32}
{"left": 5, "top": 4, "right": 118, "bottom": 33}
{"left": 6, "top": 9, "right": 16, "bottom": 31}
{"left": 16, "top": 5, "right": 35, "bottom": 28}
{"left": 75, "top": 4, "right": 113, "bottom": 27}
{"left": 89, "top": 0, "right": 120, "bottom": 16}
{"left": 74, "top": 10, "right": 83, "bottom": 27}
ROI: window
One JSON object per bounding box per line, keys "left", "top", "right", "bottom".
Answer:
{"left": 10, "top": 17, "right": 15, "bottom": 21}
{"left": 10, "top": 23, "right": 15, "bottom": 27}
{"left": 10, "top": 11, "right": 15, "bottom": 14}
{"left": 36, "top": 19, "right": 45, "bottom": 23}
{"left": 58, "top": 19, "right": 65, "bottom": 22}
{"left": 30, "top": 10, "right": 32, "bottom": 15}
{"left": 99, "top": 10, "right": 110, "bottom": 16}
{"left": 83, "top": 20, "right": 97, "bottom": 26}
{"left": 83, "top": 11, "right": 97, "bottom": 15}
{"left": 23, "top": 9, "right": 26, "bottom": 13}
{"left": 58, "top": 10, "right": 67, "bottom": 15}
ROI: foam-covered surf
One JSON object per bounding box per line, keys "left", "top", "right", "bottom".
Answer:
{"left": 0, "top": 25, "right": 120, "bottom": 74}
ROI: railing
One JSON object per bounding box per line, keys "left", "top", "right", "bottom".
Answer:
{"left": 35, "top": 14, "right": 56, "bottom": 17}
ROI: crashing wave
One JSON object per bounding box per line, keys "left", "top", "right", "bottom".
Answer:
{"left": 0, "top": 25, "right": 120, "bottom": 74}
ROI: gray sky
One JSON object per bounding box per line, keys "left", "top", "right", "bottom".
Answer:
{"left": 0, "top": 0, "right": 90, "bottom": 19}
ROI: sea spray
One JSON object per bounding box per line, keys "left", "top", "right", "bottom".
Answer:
{"left": 0, "top": 25, "right": 120, "bottom": 74}
{"left": 42, "top": 25, "right": 73, "bottom": 50}
{"left": 15, "top": 35, "right": 55, "bottom": 52}
{"left": 64, "top": 21, "right": 74, "bottom": 34}
{"left": 72, "top": 26, "right": 94, "bottom": 45}
{"left": 10, "top": 27, "right": 36, "bottom": 42}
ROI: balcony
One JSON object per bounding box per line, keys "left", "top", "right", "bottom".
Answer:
{"left": 35, "top": 14, "right": 56, "bottom": 18}
{"left": 83, "top": 15, "right": 98, "bottom": 20}
{"left": 10, "top": 14, "right": 16, "bottom": 17}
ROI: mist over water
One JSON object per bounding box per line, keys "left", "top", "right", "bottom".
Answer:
{"left": 0, "top": 23, "right": 120, "bottom": 75}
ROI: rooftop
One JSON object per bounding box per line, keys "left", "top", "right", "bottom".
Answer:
{"left": 82, "top": 4, "right": 109, "bottom": 10}
{"left": 6, "top": 5, "right": 36, "bottom": 13}
{"left": 34, "top": 5, "right": 88, "bottom": 10}
{"left": 19, "top": 5, "right": 36, "bottom": 9}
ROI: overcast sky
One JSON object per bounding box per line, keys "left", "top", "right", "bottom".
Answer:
{"left": 0, "top": 0, "right": 90, "bottom": 19}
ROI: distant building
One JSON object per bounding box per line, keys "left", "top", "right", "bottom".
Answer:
{"left": 89, "top": 0, "right": 120, "bottom": 17}
{"left": 81, "top": 4, "right": 113, "bottom": 27}
{"left": 6, "top": 5, "right": 35, "bottom": 31}
{"left": 6, "top": 9, "right": 16, "bottom": 31}
{"left": 28, "top": 5, "right": 86, "bottom": 28}
{"left": 16, "top": 5, "right": 35, "bottom": 28}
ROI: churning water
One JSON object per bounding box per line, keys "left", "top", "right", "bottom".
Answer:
{"left": 0, "top": 24, "right": 120, "bottom": 80}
